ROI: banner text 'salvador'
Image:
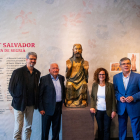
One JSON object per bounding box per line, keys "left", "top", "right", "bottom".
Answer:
{"left": 3, "top": 43, "right": 35, "bottom": 48}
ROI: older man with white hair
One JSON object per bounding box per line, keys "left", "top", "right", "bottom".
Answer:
{"left": 39, "top": 63, "right": 65, "bottom": 140}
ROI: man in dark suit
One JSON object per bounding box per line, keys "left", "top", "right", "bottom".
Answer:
{"left": 8, "top": 52, "right": 41, "bottom": 140}
{"left": 113, "top": 57, "right": 140, "bottom": 140}
{"left": 39, "top": 63, "right": 65, "bottom": 140}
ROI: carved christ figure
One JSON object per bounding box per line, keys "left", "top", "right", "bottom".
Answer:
{"left": 65, "top": 44, "right": 89, "bottom": 107}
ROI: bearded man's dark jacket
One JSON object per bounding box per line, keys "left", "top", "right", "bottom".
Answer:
{"left": 8, "top": 65, "right": 41, "bottom": 111}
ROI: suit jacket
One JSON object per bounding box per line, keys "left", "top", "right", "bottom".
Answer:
{"left": 113, "top": 71, "right": 140, "bottom": 118}
{"left": 8, "top": 65, "right": 41, "bottom": 111}
{"left": 39, "top": 74, "right": 65, "bottom": 116}
{"left": 91, "top": 82, "right": 116, "bottom": 117}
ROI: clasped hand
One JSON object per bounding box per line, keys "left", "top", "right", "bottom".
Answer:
{"left": 120, "top": 96, "right": 134, "bottom": 103}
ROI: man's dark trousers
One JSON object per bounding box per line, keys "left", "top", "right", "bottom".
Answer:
{"left": 42, "top": 102, "right": 62, "bottom": 140}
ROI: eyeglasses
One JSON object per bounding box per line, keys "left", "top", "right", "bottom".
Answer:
{"left": 121, "top": 63, "right": 131, "bottom": 66}
{"left": 28, "top": 58, "right": 37, "bottom": 61}
{"left": 98, "top": 74, "right": 105, "bottom": 76}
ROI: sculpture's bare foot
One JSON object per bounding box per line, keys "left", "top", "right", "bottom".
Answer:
{"left": 81, "top": 100, "right": 87, "bottom": 106}
{"left": 69, "top": 104, "right": 76, "bottom": 107}
{"left": 73, "top": 100, "right": 80, "bottom": 106}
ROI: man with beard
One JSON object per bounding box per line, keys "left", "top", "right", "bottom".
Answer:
{"left": 9, "top": 52, "right": 41, "bottom": 140}
{"left": 65, "top": 44, "right": 89, "bottom": 107}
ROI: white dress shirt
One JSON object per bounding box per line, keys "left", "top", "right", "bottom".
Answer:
{"left": 51, "top": 75, "right": 62, "bottom": 102}
{"left": 122, "top": 72, "right": 131, "bottom": 90}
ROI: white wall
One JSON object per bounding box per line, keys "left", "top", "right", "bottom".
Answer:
{"left": 0, "top": 0, "right": 140, "bottom": 139}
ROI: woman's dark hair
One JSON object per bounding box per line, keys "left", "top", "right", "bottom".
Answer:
{"left": 93, "top": 68, "right": 109, "bottom": 83}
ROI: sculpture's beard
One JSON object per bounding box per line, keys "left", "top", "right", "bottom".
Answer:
{"left": 75, "top": 53, "right": 81, "bottom": 58}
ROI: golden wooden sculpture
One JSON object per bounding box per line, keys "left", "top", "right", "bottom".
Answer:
{"left": 65, "top": 44, "right": 89, "bottom": 107}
